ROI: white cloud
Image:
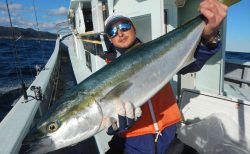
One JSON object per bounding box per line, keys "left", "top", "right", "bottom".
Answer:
{"left": 0, "top": 2, "right": 23, "bottom": 11}
{"left": 40, "top": 22, "right": 56, "bottom": 29}
{"left": 1, "top": 10, "right": 7, "bottom": 16}
{"left": 0, "top": 18, "right": 9, "bottom": 27}
{"left": 8, "top": 3, "right": 23, "bottom": 10}
{"left": 0, "top": 2, "right": 6, "bottom": 10}
{"left": 48, "top": 6, "right": 67, "bottom": 16}
{"left": 11, "top": 17, "right": 35, "bottom": 28}
{"left": 0, "top": 3, "right": 68, "bottom": 33}
{"left": 0, "top": 2, "right": 32, "bottom": 20}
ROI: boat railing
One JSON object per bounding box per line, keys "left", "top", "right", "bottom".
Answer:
{"left": 57, "top": 27, "right": 72, "bottom": 38}
{"left": 0, "top": 38, "right": 62, "bottom": 154}
{"left": 56, "top": 21, "right": 72, "bottom": 38}
{"left": 224, "top": 59, "right": 250, "bottom": 89}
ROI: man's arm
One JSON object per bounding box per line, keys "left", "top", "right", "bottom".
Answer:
{"left": 178, "top": 41, "right": 221, "bottom": 75}
{"left": 179, "top": 0, "right": 227, "bottom": 74}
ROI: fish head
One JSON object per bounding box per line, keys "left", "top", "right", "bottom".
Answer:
{"left": 21, "top": 97, "right": 103, "bottom": 154}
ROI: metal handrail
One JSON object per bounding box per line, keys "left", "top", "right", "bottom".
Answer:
{"left": 0, "top": 38, "right": 61, "bottom": 154}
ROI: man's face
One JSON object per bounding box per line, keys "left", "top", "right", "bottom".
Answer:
{"left": 108, "top": 21, "right": 136, "bottom": 49}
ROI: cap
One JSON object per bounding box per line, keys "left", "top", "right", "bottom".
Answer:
{"left": 104, "top": 12, "right": 132, "bottom": 33}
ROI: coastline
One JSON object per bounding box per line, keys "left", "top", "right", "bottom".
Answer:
{"left": 0, "top": 26, "right": 57, "bottom": 41}
{"left": 0, "top": 36, "right": 56, "bottom": 41}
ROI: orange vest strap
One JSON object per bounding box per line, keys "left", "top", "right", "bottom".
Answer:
{"left": 120, "top": 83, "right": 181, "bottom": 137}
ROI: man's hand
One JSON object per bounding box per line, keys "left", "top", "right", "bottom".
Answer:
{"left": 199, "top": 0, "right": 228, "bottom": 40}
{"left": 102, "top": 99, "right": 142, "bottom": 135}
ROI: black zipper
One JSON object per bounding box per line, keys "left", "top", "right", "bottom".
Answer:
{"left": 154, "top": 134, "right": 158, "bottom": 154}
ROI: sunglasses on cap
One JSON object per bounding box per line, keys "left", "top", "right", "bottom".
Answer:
{"left": 107, "top": 23, "right": 132, "bottom": 38}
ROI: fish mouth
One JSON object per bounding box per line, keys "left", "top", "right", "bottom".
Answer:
{"left": 20, "top": 136, "right": 54, "bottom": 154}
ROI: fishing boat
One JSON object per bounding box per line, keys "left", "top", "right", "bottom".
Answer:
{"left": 0, "top": 0, "right": 249, "bottom": 153}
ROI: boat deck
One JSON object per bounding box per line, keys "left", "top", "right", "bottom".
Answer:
{"left": 47, "top": 35, "right": 100, "bottom": 154}
{"left": 64, "top": 35, "right": 93, "bottom": 83}
{"left": 224, "top": 83, "right": 250, "bottom": 102}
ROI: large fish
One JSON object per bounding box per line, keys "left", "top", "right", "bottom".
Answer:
{"left": 22, "top": 0, "right": 240, "bottom": 153}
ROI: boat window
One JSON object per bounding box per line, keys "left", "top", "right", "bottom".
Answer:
{"left": 102, "top": 1, "right": 109, "bottom": 21}
{"left": 224, "top": 52, "right": 250, "bottom": 101}
{"left": 73, "top": 16, "right": 76, "bottom": 29}
{"left": 82, "top": 9, "right": 93, "bottom": 32}
{"left": 164, "top": 9, "right": 168, "bottom": 33}
{"left": 132, "top": 14, "right": 152, "bottom": 43}
{"left": 82, "top": 34, "right": 103, "bottom": 56}
{"left": 85, "top": 50, "right": 92, "bottom": 72}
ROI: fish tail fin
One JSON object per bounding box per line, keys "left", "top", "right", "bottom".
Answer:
{"left": 219, "top": 0, "right": 241, "bottom": 7}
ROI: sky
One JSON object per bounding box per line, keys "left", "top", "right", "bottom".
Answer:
{"left": 0, "top": 0, "right": 69, "bottom": 32}
{"left": 226, "top": 0, "right": 250, "bottom": 52}
{"left": 0, "top": 0, "right": 249, "bottom": 53}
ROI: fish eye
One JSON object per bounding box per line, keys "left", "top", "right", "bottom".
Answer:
{"left": 47, "top": 121, "right": 60, "bottom": 133}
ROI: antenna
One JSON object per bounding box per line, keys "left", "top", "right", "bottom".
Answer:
{"left": 32, "top": 0, "right": 46, "bottom": 64}
{"left": 5, "top": 0, "right": 28, "bottom": 101}
{"left": 32, "top": 0, "right": 39, "bottom": 31}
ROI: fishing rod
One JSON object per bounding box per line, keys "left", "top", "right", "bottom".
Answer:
{"left": 32, "top": 0, "right": 47, "bottom": 65}
{"left": 32, "top": 0, "right": 39, "bottom": 31}
{"left": 5, "top": 0, "right": 28, "bottom": 101}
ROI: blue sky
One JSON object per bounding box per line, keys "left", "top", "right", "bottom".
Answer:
{"left": 0, "top": 0, "right": 69, "bottom": 32}
{"left": 226, "top": 0, "right": 250, "bottom": 52}
{"left": 0, "top": 0, "right": 249, "bottom": 53}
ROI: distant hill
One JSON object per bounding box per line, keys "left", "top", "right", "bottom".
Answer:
{"left": 0, "top": 26, "right": 57, "bottom": 40}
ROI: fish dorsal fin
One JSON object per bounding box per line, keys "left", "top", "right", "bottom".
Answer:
{"left": 101, "top": 81, "right": 132, "bottom": 102}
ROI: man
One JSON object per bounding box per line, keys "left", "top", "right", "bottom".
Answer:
{"left": 103, "top": 0, "right": 227, "bottom": 153}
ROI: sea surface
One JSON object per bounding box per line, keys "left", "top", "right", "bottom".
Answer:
{"left": 225, "top": 51, "right": 250, "bottom": 62}
{"left": 0, "top": 38, "right": 55, "bottom": 120}
{"left": 0, "top": 38, "right": 55, "bottom": 93}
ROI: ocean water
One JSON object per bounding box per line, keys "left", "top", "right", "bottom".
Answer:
{"left": 0, "top": 38, "right": 55, "bottom": 120}
{"left": 0, "top": 38, "right": 55, "bottom": 94}
{"left": 225, "top": 51, "right": 250, "bottom": 62}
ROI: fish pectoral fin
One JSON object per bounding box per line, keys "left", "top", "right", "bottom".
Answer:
{"left": 101, "top": 80, "right": 132, "bottom": 102}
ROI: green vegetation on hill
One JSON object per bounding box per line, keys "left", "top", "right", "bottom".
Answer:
{"left": 0, "top": 26, "right": 57, "bottom": 40}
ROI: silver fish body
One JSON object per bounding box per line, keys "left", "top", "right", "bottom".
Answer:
{"left": 23, "top": 16, "right": 205, "bottom": 154}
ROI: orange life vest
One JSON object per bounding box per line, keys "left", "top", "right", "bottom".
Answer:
{"left": 120, "top": 83, "right": 182, "bottom": 138}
